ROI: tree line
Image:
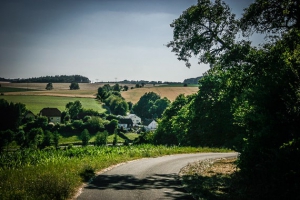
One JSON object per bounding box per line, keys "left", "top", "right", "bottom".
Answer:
{"left": 6, "top": 75, "right": 90, "bottom": 83}
{"left": 151, "top": 0, "right": 300, "bottom": 198}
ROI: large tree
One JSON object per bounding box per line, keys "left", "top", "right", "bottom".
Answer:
{"left": 0, "top": 99, "right": 26, "bottom": 131}
{"left": 165, "top": 0, "right": 300, "bottom": 198}
{"left": 240, "top": 0, "right": 300, "bottom": 36}
{"left": 166, "top": 0, "right": 238, "bottom": 66}
{"left": 132, "top": 92, "right": 162, "bottom": 120}
{"left": 66, "top": 100, "right": 82, "bottom": 120}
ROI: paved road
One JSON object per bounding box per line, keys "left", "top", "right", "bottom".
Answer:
{"left": 76, "top": 152, "right": 237, "bottom": 200}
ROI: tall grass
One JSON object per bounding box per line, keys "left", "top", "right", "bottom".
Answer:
{"left": 0, "top": 145, "right": 231, "bottom": 200}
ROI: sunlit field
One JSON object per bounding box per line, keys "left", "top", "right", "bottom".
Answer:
{"left": 121, "top": 86, "right": 199, "bottom": 103}
{"left": 0, "top": 82, "right": 199, "bottom": 104}
{"left": 0, "top": 95, "right": 106, "bottom": 114}
{"left": 0, "top": 82, "right": 116, "bottom": 98}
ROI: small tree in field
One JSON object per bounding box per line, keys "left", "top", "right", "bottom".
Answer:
{"left": 112, "top": 129, "right": 118, "bottom": 146}
{"left": 81, "top": 129, "right": 90, "bottom": 146}
{"left": 45, "top": 82, "right": 53, "bottom": 90}
{"left": 53, "top": 131, "right": 60, "bottom": 149}
{"left": 94, "top": 131, "right": 108, "bottom": 146}
{"left": 70, "top": 82, "right": 80, "bottom": 90}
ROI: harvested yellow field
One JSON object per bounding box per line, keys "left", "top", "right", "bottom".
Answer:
{"left": 1, "top": 82, "right": 134, "bottom": 98}
{"left": 1, "top": 82, "right": 199, "bottom": 102}
{"left": 121, "top": 87, "right": 199, "bottom": 103}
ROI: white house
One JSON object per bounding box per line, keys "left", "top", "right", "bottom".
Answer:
{"left": 143, "top": 119, "right": 158, "bottom": 131}
{"left": 39, "top": 108, "right": 61, "bottom": 123}
{"left": 125, "top": 114, "right": 141, "bottom": 126}
{"left": 147, "top": 120, "right": 158, "bottom": 130}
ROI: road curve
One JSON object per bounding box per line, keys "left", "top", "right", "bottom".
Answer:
{"left": 76, "top": 152, "right": 237, "bottom": 200}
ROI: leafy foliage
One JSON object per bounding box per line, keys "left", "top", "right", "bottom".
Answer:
{"left": 132, "top": 92, "right": 170, "bottom": 120}
{"left": 166, "top": 0, "right": 238, "bottom": 66}
{"left": 69, "top": 82, "right": 80, "bottom": 90}
{"left": 81, "top": 129, "right": 90, "bottom": 146}
{"left": 45, "top": 82, "right": 53, "bottom": 90}
{"left": 164, "top": 0, "right": 300, "bottom": 198}
{"left": 240, "top": 0, "right": 300, "bottom": 36}
{"left": 66, "top": 100, "right": 82, "bottom": 120}
{"left": 94, "top": 131, "right": 108, "bottom": 146}
{"left": 0, "top": 99, "right": 26, "bottom": 131}
{"left": 97, "top": 84, "right": 129, "bottom": 115}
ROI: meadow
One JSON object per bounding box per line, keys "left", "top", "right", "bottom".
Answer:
{"left": 0, "top": 145, "right": 232, "bottom": 200}
{"left": 0, "top": 95, "right": 106, "bottom": 114}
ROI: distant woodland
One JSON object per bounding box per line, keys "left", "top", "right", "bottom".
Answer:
{"left": 183, "top": 76, "right": 202, "bottom": 84}
{"left": 0, "top": 75, "right": 90, "bottom": 83}
{"left": 1, "top": 75, "right": 202, "bottom": 84}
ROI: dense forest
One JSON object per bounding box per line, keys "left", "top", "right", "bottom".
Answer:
{"left": 0, "top": 75, "right": 90, "bottom": 83}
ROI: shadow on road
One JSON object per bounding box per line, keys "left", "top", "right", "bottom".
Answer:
{"left": 85, "top": 173, "right": 194, "bottom": 200}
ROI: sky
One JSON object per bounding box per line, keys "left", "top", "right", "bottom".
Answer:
{"left": 0, "top": 0, "right": 254, "bottom": 83}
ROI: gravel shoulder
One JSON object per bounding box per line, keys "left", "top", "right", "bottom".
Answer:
{"left": 179, "top": 157, "right": 238, "bottom": 200}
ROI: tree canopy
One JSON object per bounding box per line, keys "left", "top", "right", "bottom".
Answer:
{"left": 45, "top": 82, "right": 53, "bottom": 90}
{"left": 132, "top": 92, "right": 170, "bottom": 120}
{"left": 162, "top": 0, "right": 300, "bottom": 198}
{"left": 69, "top": 82, "right": 80, "bottom": 90}
{"left": 0, "top": 99, "right": 26, "bottom": 131}
{"left": 166, "top": 0, "right": 238, "bottom": 66}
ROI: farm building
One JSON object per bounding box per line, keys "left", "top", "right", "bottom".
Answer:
{"left": 39, "top": 108, "right": 61, "bottom": 123}
{"left": 118, "top": 118, "right": 133, "bottom": 130}
{"left": 143, "top": 119, "right": 158, "bottom": 131}
{"left": 24, "top": 111, "right": 35, "bottom": 120}
{"left": 125, "top": 114, "right": 141, "bottom": 126}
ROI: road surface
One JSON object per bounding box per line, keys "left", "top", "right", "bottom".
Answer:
{"left": 76, "top": 152, "right": 237, "bottom": 200}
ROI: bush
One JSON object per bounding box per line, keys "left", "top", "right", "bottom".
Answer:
{"left": 94, "top": 131, "right": 108, "bottom": 146}
{"left": 69, "top": 82, "right": 80, "bottom": 90}
{"left": 80, "top": 129, "right": 90, "bottom": 146}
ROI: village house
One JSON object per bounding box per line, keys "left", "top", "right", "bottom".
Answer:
{"left": 39, "top": 108, "right": 61, "bottom": 123}
{"left": 125, "top": 114, "right": 141, "bottom": 127}
{"left": 143, "top": 119, "right": 158, "bottom": 132}
{"left": 24, "top": 111, "right": 35, "bottom": 120}
{"left": 118, "top": 118, "right": 133, "bottom": 130}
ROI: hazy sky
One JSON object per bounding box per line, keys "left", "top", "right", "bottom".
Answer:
{"left": 0, "top": 0, "right": 254, "bottom": 82}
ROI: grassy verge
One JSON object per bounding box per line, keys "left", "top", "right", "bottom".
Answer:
{"left": 0, "top": 145, "right": 232, "bottom": 200}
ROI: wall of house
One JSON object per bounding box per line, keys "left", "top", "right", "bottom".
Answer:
{"left": 148, "top": 121, "right": 158, "bottom": 130}
{"left": 49, "top": 117, "right": 60, "bottom": 123}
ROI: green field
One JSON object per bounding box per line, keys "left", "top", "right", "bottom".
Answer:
{"left": 0, "top": 95, "right": 106, "bottom": 114}
{"left": 0, "top": 87, "right": 38, "bottom": 93}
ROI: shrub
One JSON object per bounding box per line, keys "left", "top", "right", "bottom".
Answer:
{"left": 94, "top": 131, "right": 108, "bottom": 146}
{"left": 80, "top": 129, "right": 90, "bottom": 146}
